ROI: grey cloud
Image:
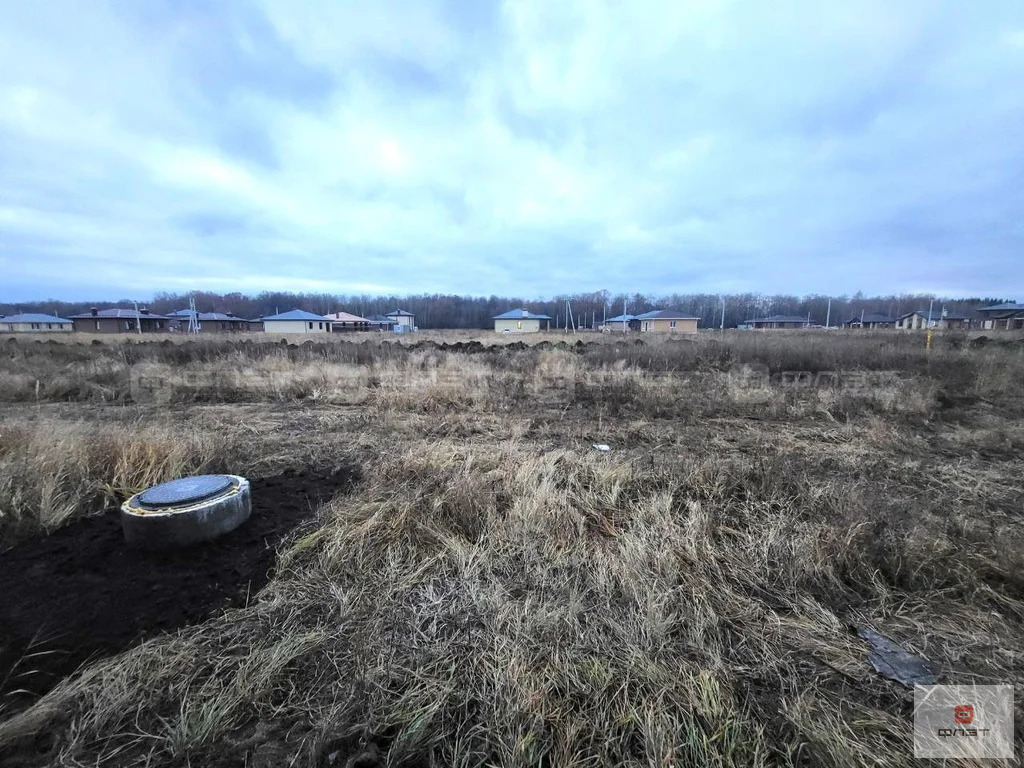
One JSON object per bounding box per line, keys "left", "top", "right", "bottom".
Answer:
{"left": 1, "top": 0, "right": 1023, "bottom": 301}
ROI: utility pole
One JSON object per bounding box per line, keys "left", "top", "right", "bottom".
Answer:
{"left": 133, "top": 301, "right": 142, "bottom": 336}
{"left": 928, "top": 298, "right": 934, "bottom": 329}
{"left": 623, "top": 297, "right": 627, "bottom": 333}
{"left": 720, "top": 297, "right": 726, "bottom": 331}
{"left": 187, "top": 296, "right": 199, "bottom": 335}
{"left": 825, "top": 298, "right": 831, "bottom": 329}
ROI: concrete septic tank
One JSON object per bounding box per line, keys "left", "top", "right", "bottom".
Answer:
{"left": 121, "top": 474, "right": 251, "bottom": 549}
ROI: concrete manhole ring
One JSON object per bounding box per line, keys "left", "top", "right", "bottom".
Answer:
{"left": 121, "top": 474, "right": 252, "bottom": 549}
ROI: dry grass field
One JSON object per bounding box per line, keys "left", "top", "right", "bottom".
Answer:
{"left": 0, "top": 330, "right": 1022, "bottom": 766}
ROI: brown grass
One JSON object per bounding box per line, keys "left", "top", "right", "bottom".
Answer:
{"left": 0, "top": 332, "right": 1022, "bottom": 766}
{"left": 0, "top": 420, "right": 251, "bottom": 546}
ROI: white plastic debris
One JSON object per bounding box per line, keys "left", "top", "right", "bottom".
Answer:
{"left": 592, "top": 444, "right": 612, "bottom": 452}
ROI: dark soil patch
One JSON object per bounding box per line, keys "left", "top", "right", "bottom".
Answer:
{"left": 0, "top": 467, "right": 356, "bottom": 711}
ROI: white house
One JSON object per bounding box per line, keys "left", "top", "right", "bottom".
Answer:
{"left": 386, "top": 309, "right": 415, "bottom": 329}
{"left": 600, "top": 313, "right": 635, "bottom": 332}
{"left": 2, "top": 313, "right": 73, "bottom": 333}
{"left": 493, "top": 309, "right": 552, "bottom": 333}
{"left": 261, "top": 309, "right": 332, "bottom": 334}
{"left": 896, "top": 309, "right": 970, "bottom": 330}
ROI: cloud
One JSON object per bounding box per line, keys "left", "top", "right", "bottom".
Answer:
{"left": 1, "top": 0, "right": 1023, "bottom": 301}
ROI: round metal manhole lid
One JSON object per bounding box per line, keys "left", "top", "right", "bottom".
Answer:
{"left": 137, "top": 474, "right": 238, "bottom": 510}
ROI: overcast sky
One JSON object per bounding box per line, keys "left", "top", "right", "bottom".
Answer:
{"left": 2, "top": 1, "right": 1023, "bottom": 302}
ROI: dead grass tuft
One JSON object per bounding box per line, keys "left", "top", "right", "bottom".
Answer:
{"left": 0, "top": 421, "right": 245, "bottom": 546}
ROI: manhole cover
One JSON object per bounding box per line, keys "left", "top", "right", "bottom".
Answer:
{"left": 137, "top": 475, "right": 238, "bottom": 510}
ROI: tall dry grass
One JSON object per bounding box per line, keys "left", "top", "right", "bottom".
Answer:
{"left": 0, "top": 421, "right": 246, "bottom": 546}
{"left": 2, "top": 331, "right": 1021, "bottom": 405}
{"left": 4, "top": 440, "right": 1020, "bottom": 766}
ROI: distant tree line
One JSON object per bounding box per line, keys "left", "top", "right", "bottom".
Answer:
{"left": 1, "top": 291, "right": 1013, "bottom": 330}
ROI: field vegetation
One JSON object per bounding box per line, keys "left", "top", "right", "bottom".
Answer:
{"left": 0, "top": 330, "right": 1022, "bottom": 766}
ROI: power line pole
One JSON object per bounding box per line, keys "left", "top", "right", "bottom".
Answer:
{"left": 187, "top": 296, "right": 199, "bottom": 335}
{"left": 825, "top": 298, "right": 832, "bottom": 329}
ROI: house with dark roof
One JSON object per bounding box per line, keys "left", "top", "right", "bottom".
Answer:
{"left": 169, "top": 309, "right": 258, "bottom": 333}
{"left": 635, "top": 309, "right": 700, "bottom": 333}
{"left": 977, "top": 302, "right": 1024, "bottom": 331}
{"left": 386, "top": 309, "right": 416, "bottom": 329}
{"left": 493, "top": 309, "right": 552, "bottom": 333}
{"left": 261, "top": 309, "right": 332, "bottom": 334}
{"left": 896, "top": 309, "right": 970, "bottom": 330}
{"left": 744, "top": 315, "right": 810, "bottom": 330}
{"left": 69, "top": 308, "right": 171, "bottom": 333}
{"left": 2, "top": 313, "right": 73, "bottom": 333}
{"left": 601, "top": 313, "right": 637, "bottom": 332}
{"left": 365, "top": 314, "right": 396, "bottom": 331}
{"left": 842, "top": 313, "right": 897, "bottom": 329}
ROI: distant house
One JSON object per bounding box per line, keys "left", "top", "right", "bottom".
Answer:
{"left": 169, "top": 309, "right": 257, "bottom": 333}
{"left": 896, "top": 309, "right": 970, "bottom": 330}
{"left": 601, "top": 314, "right": 637, "bottom": 332}
{"left": 324, "top": 311, "right": 371, "bottom": 332}
{"left": 69, "top": 308, "right": 171, "bottom": 333}
{"left": 976, "top": 302, "right": 1024, "bottom": 331}
{"left": 167, "top": 309, "right": 194, "bottom": 327}
{"left": 493, "top": 309, "right": 552, "bottom": 333}
{"left": 362, "top": 314, "right": 394, "bottom": 331}
{"left": 843, "top": 313, "right": 896, "bottom": 329}
{"left": 386, "top": 309, "right": 415, "bottom": 329}
{"left": 635, "top": 309, "right": 699, "bottom": 332}
{"left": 2, "top": 313, "right": 73, "bottom": 333}
{"left": 744, "top": 315, "right": 810, "bottom": 330}
{"left": 261, "top": 309, "right": 332, "bottom": 334}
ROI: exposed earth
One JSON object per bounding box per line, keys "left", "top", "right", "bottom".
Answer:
{"left": 0, "top": 468, "right": 356, "bottom": 710}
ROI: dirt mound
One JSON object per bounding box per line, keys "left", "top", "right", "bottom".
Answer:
{"left": 0, "top": 468, "right": 356, "bottom": 710}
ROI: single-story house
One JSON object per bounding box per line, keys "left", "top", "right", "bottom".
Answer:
{"left": 744, "top": 315, "right": 810, "bottom": 329}
{"left": 635, "top": 309, "right": 699, "bottom": 332}
{"left": 600, "top": 314, "right": 638, "bottom": 332}
{"left": 169, "top": 310, "right": 257, "bottom": 333}
{"left": 70, "top": 308, "right": 171, "bottom": 333}
{"left": 493, "top": 309, "right": 552, "bottom": 333}
{"left": 261, "top": 309, "right": 332, "bottom": 334}
{"left": 324, "top": 311, "right": 371, "bottom": 332}
{"left": 2, "top": 313, "right": 73, "bottom": 333}
{"left": 896, "top": 310, "right": 970, "bottom": 330}
{"left": 938, "top": 312, "right": 971, "bottom": 330}
{"left": 365, "top": 314, "right": 396, "bottom": 331}
{"left": 976, "top": 302, "right": 1024, "bottom": 330}
{"left": 843, "top": 313, "right": 897, "bottom": 329}
{"left": 386, "top": 309, "right": 415, "bottom": 329}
